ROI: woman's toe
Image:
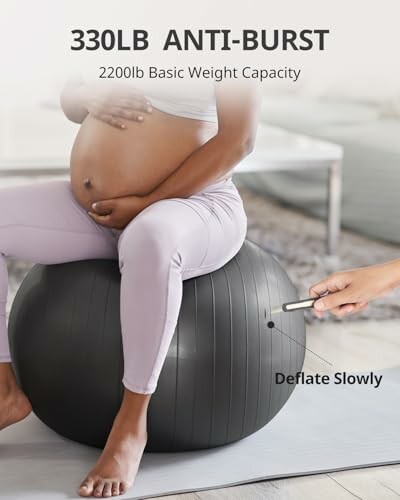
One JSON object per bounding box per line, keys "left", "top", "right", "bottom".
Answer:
{"left": 102, "top": 482, "right": 112, "bottom": 498}
{"left": 78, "top": 477, "right": 95, "bottom": 497}
{"left": 119, "top": 481, "right": 129, "bottom": 495}
{"left": 111, "top": 482, "right": 120, "bottom": 496}
{"left": 93, "top": 480, "right": 105, "bottom": 497}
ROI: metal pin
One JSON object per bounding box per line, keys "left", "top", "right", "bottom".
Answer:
{"left": 272, "top": 298, "right": 317, "bottom": 315}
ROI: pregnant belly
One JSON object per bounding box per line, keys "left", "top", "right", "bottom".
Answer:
{"left": 70, "top": 109, "right": 218, "bottom": 211}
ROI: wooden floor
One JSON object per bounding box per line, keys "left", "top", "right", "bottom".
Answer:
{"left": 150, "top": 319, "right": 400, "bottom": 500}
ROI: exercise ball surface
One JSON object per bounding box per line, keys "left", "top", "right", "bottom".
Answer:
{"left": 9, "top": 239, "right": 305, "bottom": 452}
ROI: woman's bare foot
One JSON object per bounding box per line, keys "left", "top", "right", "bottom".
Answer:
{"left": 0, "top": 362, "right": 32, "bottom": 431}
{"left": 79, "top": 389, "right": 150, "bottom": 498}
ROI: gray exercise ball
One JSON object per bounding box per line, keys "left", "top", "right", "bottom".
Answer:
{"left": 8, "top": 239, "right": 305, "bottom": 452}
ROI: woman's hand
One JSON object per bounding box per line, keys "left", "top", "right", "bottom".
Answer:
{"left": 88, "top": 195, "right": 151, "bottom": 229}
{"left": 309, "top": 260, "right": 400, "bottom": 318}
{"left": 84, "top": 85, "right": 153, "bottom": 129}
{"left": 60, "top": 79, "right": 152, "bottom": 128}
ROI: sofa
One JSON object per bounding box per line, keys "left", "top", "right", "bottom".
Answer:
{"left": 235, "top": 94, "right": 400, "bottom": 244}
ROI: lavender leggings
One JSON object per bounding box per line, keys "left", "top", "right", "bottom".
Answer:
{"left": 0, "top": 177, "right": 247, "bottom": 394}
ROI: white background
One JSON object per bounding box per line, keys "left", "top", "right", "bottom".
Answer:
{"left": 1, "top": 0, "right": 399, "bottom": 103}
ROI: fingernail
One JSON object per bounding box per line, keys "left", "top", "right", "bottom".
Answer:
{"left": 314, "top": 300, "right": 325, "bottom": 311}
{"left": 137, "top": 115, "right": 144, "bottom": 122}
{"left": 92, "top": 203, "right": 97, "bottom": 210}
{"left": 147, "top": 106, "right": 152, "bottom": 113}
{"left": 121, "top": 124, "right": 126, "bottom": 129}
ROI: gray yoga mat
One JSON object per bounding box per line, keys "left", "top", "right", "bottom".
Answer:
{"left": 1, "top": 367, "right": 400, "bottom": 499}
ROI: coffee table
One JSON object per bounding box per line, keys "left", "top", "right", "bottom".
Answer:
{"left": 0, "top": 106, "right": 343, "bottom": 254}
{"left": 236, "top": 125, "right": 343, "bottom": 254}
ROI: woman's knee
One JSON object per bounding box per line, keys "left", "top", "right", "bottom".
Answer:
{"left": 118, "top": 205, "right": 180, "bottom": 271}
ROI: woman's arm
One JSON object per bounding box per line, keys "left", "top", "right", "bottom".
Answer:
{"left": 309, "top": 259, "right": 400, "bottom": 317}
{"left": 88, "top": 81, "right": 261, "bottom": 229}
{"left": 146, "top": 81, "right": 261, "bottom": 204}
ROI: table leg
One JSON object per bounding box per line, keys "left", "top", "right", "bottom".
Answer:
{"left": 327, "top": 160, "right": 343, "bottom": 255}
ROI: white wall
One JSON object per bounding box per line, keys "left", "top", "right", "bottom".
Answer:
{"left": 0, "top": 0, "right": 399, "bottom": 104}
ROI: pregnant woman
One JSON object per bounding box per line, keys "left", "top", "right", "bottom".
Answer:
{"left": 0, "top": 79, "right": 260, "bottom": 497}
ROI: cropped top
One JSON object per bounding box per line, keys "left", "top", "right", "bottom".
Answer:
{"left": 82, "top": 69, "right": 218, "bottom": 122}
{"left": 145, "top": 84, "right": 218, "bottom": 123}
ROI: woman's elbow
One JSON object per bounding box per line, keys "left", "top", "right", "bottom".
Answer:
{"left": 218, "top": 129, "right": 256, "bottom": 159}
{"left": 235, "top": 133, "right": 256, "bottom": 159}
{"left": 244, "top": 134, "right": 256, "bottom": 155}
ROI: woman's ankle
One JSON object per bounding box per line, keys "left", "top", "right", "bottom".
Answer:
{"left": 0, "top": 363, "right": 17, "bottom": 393}
{"left": 113, "top": 389, "right": 151, "bottom": 433}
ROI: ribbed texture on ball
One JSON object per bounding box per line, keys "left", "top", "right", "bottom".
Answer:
{"left": 8, "top": 239, "right": 305, "bottom": 452}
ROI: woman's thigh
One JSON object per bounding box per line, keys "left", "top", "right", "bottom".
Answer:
{"left": 117, "top": 179, "right": 247, "bottom": 278}
{"left": 185, "top": 179, "right": 248, "bottom": 277}
{"left": 0, "top": 180, "right": 118, "bottom": 263}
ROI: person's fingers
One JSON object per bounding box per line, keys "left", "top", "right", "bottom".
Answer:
{"left": 309, "top": 275, "right": 344, "bottom": 298}
{"left": 313, "top": 287, "right": 353, "bottom": 312}
{"left": 313, "top": 298, "right": 368, "bottom": 319}
{"left": 351, "top": 302, "right": 369, "bottom": 314}
{"left": 91, "top": 111, "right": 126, "bottom": 129}
{"left": 309, "top": 282, "right": 328, "bottom": 298}
{"left": 92, "top": 200, "right": 115, "bottom": 215}
{"left": 91, "top": 88, "right": 151, "bottom": 109}
{"left": 330, "top": 303, "right": 356, "bottom": 317}
{"left": 312, "top": 308, "right": 325, "bottom": 319}
{"left": 100, "top": 113, "right": 126, "bottom": 129}
{"left": 87, "top": 211, "right": 114, "bottom": 227}
{"left": 88, "top": 94, "right": 150, "bottom": 125}
{"left": 328, "top": 301, "right": 369, "bottom": 318}
{"left": 109, "top": 106, "right": 145, "bottom": 122}
{"left": 87, "top": 100, "right": 124, "bottom": 128}
{"left": 106, "top": 115, "right": 126, "bottom": 129}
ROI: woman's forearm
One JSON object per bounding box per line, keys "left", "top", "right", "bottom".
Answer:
{"left": 387, "top": 259, "right": 400, "bottom": 288}
{"left": 145, "top": 81, "right": 260, "bottom": 204}
{"left": 145, "top": 131, "right": 253, "bottom": 205}
{"left": 88, "top": 80, "right": 261, "bottom": 230}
